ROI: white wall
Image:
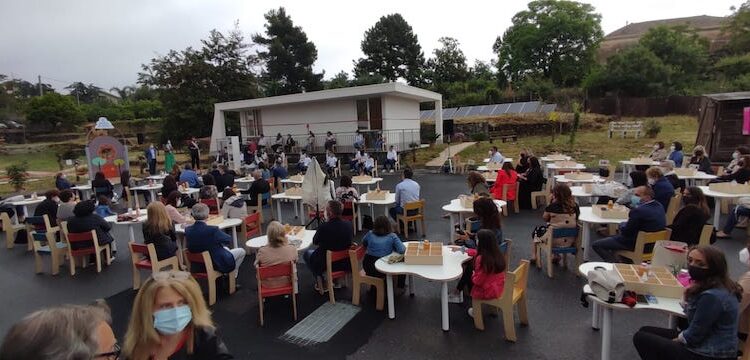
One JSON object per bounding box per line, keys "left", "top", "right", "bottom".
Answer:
{"left": 382, "top": 95, "right": 420, "bottom": 131}
{"left": 260, "top": 98, "right": 358, "bottom": 136}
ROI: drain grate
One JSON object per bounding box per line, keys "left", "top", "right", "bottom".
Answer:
{"left": 280, "top": 302, "right": 360, "bottom": 346}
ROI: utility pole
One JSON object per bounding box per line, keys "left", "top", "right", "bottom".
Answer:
{"left": 38, "top": 75, "right": 42, "bottom": 96}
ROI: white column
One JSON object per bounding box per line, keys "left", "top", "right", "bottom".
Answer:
{"left": 209, "top": 108, "right": 227, "bottom": 154}
{"left": 435, "top": 99, "right": 443, "bottom": 144}
{"left": 239, "top": 111, "right": 249, "bottom": 141}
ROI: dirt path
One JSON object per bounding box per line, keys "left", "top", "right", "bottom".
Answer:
{"left": 424, "top": 142, "right": 477, "bottom": 167}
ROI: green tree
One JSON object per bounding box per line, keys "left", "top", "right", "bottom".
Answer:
{"left": 324, "top": 71, "right": 351, "bottom": 89}
{"left": 4, "top": 79, "right": 54, "bottom": 99}
{"left": 427, "top": 37, "right": 469, "bottom": 87}
{"left": 493, "top": 0, "right": 603, "bottom": 87}
{"left": 109, "top": 85, "right": 136, "bottom": 100}
{"left": 139, "top": 27, "right": 259, "bottom": 140}
{"left": 65, "top": 82, "right": 101, "bottom": 104}
{"left": 25, "top": 92, "right": 83, "bottom": 130}
{"left": 253, "top": 7, "right": 323, "bottom": 96}
{"left": 725, "top": 1, "right": 750, "bottom": 54}
{"left": 639, "top": 25, "right": 709, "bottom": 93}
{"left": 353, "top": 13, "right": 425, "bottom": 85}
{"left": 583, "top": 45, "right": 670, "bottom": 98}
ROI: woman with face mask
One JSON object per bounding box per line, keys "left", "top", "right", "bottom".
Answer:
{"left": 633, "top": 245, "right": 741, "bottom": 360}
{"left": 668, "top": 142, "right": 684, "bottom": 168}
{"left": 689, "top": 146, "right": 713, "bottom": 174}
{"left": 645, "top": 167, "right": 675, "bottom": 212}
{"left": 725, "top": 146, "right": 750, "bottom": 175}
{"left": 123, "top": 271, "right": 233, "bottom": 360}
{"left": 713, "top": 155, "right": 750, "bottom": 184}
{"left": 648, "top": 141, "right": 668, "bottom": 161}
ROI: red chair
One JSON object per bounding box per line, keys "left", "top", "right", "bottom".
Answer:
{"left": 128, "top": 242, "right": 180, "bottom": 290}
{"left": 61, "top": 224, "right": 111, "bottom": 276}
{"left": 341, "top": 201, "right": 358, "bottom": 235}
{"left": 318, "top": 249, "right": 352, "bottom": 304}
{"left": 200, "top": 198, "right": 219, "bottom": 215}
{"left": 183, "top": 250, "right": 236, "bottom": 305}
{"left": 268, "top": 177, "right": 277, "bottom": 194}
{"left": 256, "top": 261, "right": 297, "bottom": 326}
{"left": 305, "top": 204, "right": 325, "bottom": 222}
{"left": 243, "top": 212, "right": 262, "bottom": 240}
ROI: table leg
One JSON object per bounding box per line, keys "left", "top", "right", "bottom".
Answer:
{"left": 408, "top": 275, "right": 414, "bottom": 296}
{"left": 128, "top": 225, "right": 135, "bottom": 243}
{"left": 386, "top": 274, "right": 395, "bottom": 319}
{"left": 369, "top": 203, "right": 374, "bottom": 220}
{"left": 231, "top": 226, "right": 238, "bottom": 248}
{"left": 713, "top": 198, "right": 721, "bottom": 225}
{"left": 449, "top": 213, "right": 456, "bottom": 242}
{"left": 582, "top": 222, "right": 592, "bottom": 261}
{"left": 277, "top": 202, "right": 283, "bottom": 224}
{"left": 441, "top": 282, "right": 450, "bottom": 331}
{"left": 151, "top": 190, "right": 158, "bottom": 203}
{"left": 668, "top": 314, "right": 678, "bottom": 329}
{"left": 294, "top": 200, "right": 299, "bottom": 220}
{"left": 601, "top": 307, "right": 613, "bottom": 360}
{"left": 592, "top": 301, "right": 600, "bottom": 329}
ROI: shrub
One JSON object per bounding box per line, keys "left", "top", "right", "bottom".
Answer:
{"left": 470, "top": 133, "right": 488, "bottom": 142}
{"left": 6, "top": 162, "right": 29, "bottom": 191}
{"left": 645, "top": 119, "right": 662, "bottom": 138}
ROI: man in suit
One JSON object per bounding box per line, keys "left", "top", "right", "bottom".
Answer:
{"left": 302, "top": 200, "right": 353, "bottom": 288}
{"left": 145, "top": 144, "right": 157, "bottom": 175}
{"left": 185, "top": 203, "right": 245, "bottom": 276}
{"left": 592, "top": 186, "right": 666, "bottom": 262}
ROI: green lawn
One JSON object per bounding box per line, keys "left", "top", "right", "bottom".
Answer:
{"left": 0, "top": 152, "right": 65, "bottom": 172}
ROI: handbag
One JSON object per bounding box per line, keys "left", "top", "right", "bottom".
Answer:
{"left": 585, "top": 267, "right": 625, "bottom": 304}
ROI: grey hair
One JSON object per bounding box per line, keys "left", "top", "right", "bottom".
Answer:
{"left": 191, "top": 203, "right": 210, "bottom": 220}
{"left": 0, "top": 304, "right": 111, "bottom": 360}
{"left": 252, "top": 170, "right": 262, "bottom": 179}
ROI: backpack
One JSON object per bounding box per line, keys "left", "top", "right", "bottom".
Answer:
{"left": 585, "top": 267, "right": 625, "bottom": 304}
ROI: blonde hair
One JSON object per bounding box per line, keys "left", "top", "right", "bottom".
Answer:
{"left": 145, "top": 202, "right": 172, "bottom": 235}
{"left": 645, "top": 166, "right": 663, "bottom": 178}
{"left": 266, "top": 221, "right": 288, "bottom": 248}
{"left": 123, "top": 273, "right": 214, "bottom": 360}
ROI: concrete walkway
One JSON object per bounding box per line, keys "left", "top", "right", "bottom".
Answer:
{"left": 425, "top": 142, "right": 476, "bottom": 167}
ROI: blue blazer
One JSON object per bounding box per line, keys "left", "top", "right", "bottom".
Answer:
{"left": 185, "top": 221, "right": 235, "bottom": 273}
{"left": 620, "top": 200, "right": 666, "bottom": 246}
{"left": 652, "top": 177, "right": 675, "bottom": 211}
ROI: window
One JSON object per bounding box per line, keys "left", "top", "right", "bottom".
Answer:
{"left": 356, "top": 99, "right": 369, "bottom": 130}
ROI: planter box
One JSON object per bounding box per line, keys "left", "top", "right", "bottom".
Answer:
{"left": 206, "top": 215, "right": 225, "bottom": 226}
{"left": 405, "top": 242, "right": 443, "bottom": 265}
{"left": 673, "top": 168, "right": 697, "bottom": 177}
{"left": 614, "top": 263, "right": 685, "bottom": 299}
{"left": 592, "top": 205, "right": 629, "bottom": 219}
{"left": 709, "top": 182, "right": 750, "bottom": 194}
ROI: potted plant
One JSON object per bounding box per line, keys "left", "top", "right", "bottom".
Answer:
{"left": 6, "top": 162, "right": 29, "bottom": 192}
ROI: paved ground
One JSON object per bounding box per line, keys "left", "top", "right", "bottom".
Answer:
{"left": 0, "top": 170, "right": 747, "bottom": 360}
{"left": 424, "top": 142, "right": 476, "bottom": 167}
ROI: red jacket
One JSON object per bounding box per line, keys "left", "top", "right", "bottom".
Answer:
{"left": 470, "top": 254, "right": 506, "bottom": 300}
{"left": 491, "top": 170, "right": 518, "bottom": 200}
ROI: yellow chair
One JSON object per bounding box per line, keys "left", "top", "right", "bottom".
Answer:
{"left": 31, "top": 229, "right": 67, "bottom": 275}
{"left": 698, "top": 224, "right": 714, "bottom": 246}
{"left": 129, "top": 242, "right": 180, "bottom": 290}
{"left": 530, "top": 179, "right": 553, "bottom": 210}
{"left": 500, "top": 183, "right": 520, "bottom": 215}
{"left": 616, "top": 229, "right": 672, "bottom": 264}
{"left": 471, "top": 260, "right": 530, "bottom": 342}
{"left": 397, "top": 200, "right": 426, "bottom": 238}
{"left": 349, "top": 246, "right": 384, "bottom": 310}
{"left": 184, "top": 250, "right": 236, "bottom": 306}
{"left": 535, "top": 222, "right": 581, "bottom": 278}
{"left": 665, "top": 193, "right": 682, "bottom": 226}
{"left": 2, "top": 212, "right": 25, "bottom": 249}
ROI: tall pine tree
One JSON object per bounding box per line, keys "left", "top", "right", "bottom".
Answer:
{"left": 353, "top": 14, "right": 425, "bottom": 85}
{"left": 254, "top": 7, "right": 323, "bottom": 96}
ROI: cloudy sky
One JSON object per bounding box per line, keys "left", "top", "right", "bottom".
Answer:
{"left": 0, "top": 0, "right": 740, "bottom": 92}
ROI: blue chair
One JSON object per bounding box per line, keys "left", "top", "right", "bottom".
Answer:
{"left": 536, "top": 225, "right": 580, "bottom": 278}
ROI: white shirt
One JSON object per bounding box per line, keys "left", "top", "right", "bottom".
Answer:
{"left": 387, "top": 150, "right": 397, "bottom": 160}
{"left": 490, "top": 152, "right": 504, "bottom": 163}
{"left": 354, "top": 134, "right": 364, "bottom": 143}
{"left": 326, "top": 155, "right": 338, "bottom": 167}
{"left": 365, "top": 157, "right": 375, "bottom": 168}
{"left": 354, "top": 152, "right": 363, "bottom": 162}
{"left": 258, "top": 137, "right": 268, "bottom": 147}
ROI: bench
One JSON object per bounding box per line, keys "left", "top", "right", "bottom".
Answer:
{"left": 608, "top": 121, "right": 643, "bottom": 139}
{"left": 488, "top": 131, "right": 518, "bottom": 143}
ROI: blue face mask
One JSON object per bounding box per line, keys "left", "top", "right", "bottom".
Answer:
{"left": 153, "top": 305, "right": 192, "bottom": 335}
{"left": 630, "top": 195, "right": 641, "bottom": 207}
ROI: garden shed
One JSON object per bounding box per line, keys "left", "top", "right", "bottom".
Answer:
{"left": 696, "top": 91, "right": 750, "bottom": 162}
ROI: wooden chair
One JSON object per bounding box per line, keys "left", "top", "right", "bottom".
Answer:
{"left": 341, "top": 201, "right": 358, "bottom": 235}
{"left": 394, "top": 155, "right": 401, "bottom": 171}
{"left": 472, "top": 260, "right": 530, "bottom": 342}
{"left": 248, "top": 192, "right": 272, "bottom": 224}
{"left": 304, "top": 203, "right": 325, "bottom": 223}
{"left": 397, "top": 200, "right": 426, "bottom": 238}
{"left": 1, "top": 212, "right": 24, "bottom": 249}
{"left": 318, "top": 249, "right": 351, "bottom": 304}
{"left": 616, "top": 229, "right": 672, "bottom": 264}
{"left": 183, "top": 250, "right": 236, "bottom": 306}
{"left": 242, "top": 212, "right": 263, "bottom": 240}
{"left": 500, "top": 182, "right": 520, "bottom": 215}
{"left": 535, "top": 225, "right": 581, "bottom": 278}
{"left": 370, "top": 160, "right": 379, "bottom": 178}
{"left": 61, "top": 223, "right": 111, "bottom": 276}
{"left": 349, "top": 246, "right": 384, "bottom": 310}
{"left": 665, "top": 193, "right": 682, "bottom": 226}
{"left": 256, "top": 261, "right": 297, "bottom": 326}
{"left": 128, "top": 242, "right": 180, "bottom": 290}
{"left": 31, "top": 230, "right": 67, "bottom": 275}
{"left": 200, "top": 197, "right": 220, "bottom": 215}
{"left": 25, "top": 215, "right": 57, "bottom": 252}
{"left": 698, "top": 224, "right": 713, "bottom": 246}
{"left": 530, "top": 179, "right": 552, "bottom": 210}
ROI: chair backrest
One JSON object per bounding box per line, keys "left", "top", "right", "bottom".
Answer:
{"left": 500, "top": 260, "right": 530, "bottom": 304}
{"left": 257, "top": 261, "right": 294, "bottom": 280}
{"left": 184, "top": 250, "right": 214, "bottom": 274}
{"left": 698, "top": 224, "right": 713, "bottom": 247}
{"left": 0, "top": 212, "right": 11, "bottom": 231}
{"left": 327, "top": 249, "right": 350, "bottom": 264}
{"left": 501, "top": 182, "right": 518, "bottom": 199}
{"left": 403, "top": 200, "right": 425, "bottom": 215}
{"left": 243, "top": 212, "right": 262, "bottom": 239}
{"left": 348, "top": 246, "right": 366, "bottom": 275}
{"left": 129, "top": 242, "right": 149, "bottom": 256}
{"left": 665, "top": 193, "right": 682, "bottom": 226}
{"left": 201, "top": 198, "right": 219, "bottom": 214}
{"left": 634, "top": 229, "right": 672, "bottom": 262}
{"left": 66, "top": 230, "right": 97, "bottom": 248}
{"left": 25, "top": 215, "right": 49, "bottom": 232}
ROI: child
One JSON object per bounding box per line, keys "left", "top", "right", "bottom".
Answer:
{"left": 466, "top": 229, "right": 506, "bottom": 316}
{"left": 362, "top": 216, "right": 406, "bottom": 288}
{"left": 94, "top": 195, "right": 116, "bottom": 218}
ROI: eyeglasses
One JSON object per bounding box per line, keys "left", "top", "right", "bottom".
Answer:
{"left": 152, "top": 271, "right": 191, "bottom": 281}
{"left": 94, "top": 343, "right": 121, "bottom": 360}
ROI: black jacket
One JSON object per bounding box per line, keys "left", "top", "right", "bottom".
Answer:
{"left": 716, "top": 168, "right": 750, "bottom": 184}
{"left": 246, "top": 179, "right": 270, "bottom": 205}
{"left": 34, "top": 198, "right": 58, "bottom": 226}
{"left": 166, "top": 326, "right": 233, "bottom": 360}
{"left": 91, "top": 178, "right": 114, "bottom": 199}
{"left": 310, "top": 217, "right": 353, "bottom": 275}
{"left": 215, "top": 173, "right": 235, "bottom": 192}
{"left": 143, "top": 227, "right": 177, "bottom": 261}
{"left": 669, "top": 205, "right": 713, "bottom": 246}
{"left": 66, "top": 213, "right": 114, "bottom": 249}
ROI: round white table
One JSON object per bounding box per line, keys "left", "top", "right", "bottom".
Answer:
{"left": 441, "top": 198, "right": 507, "bottom": 241}
{"left": 578, "top": 206, "right": 628, "bottom": 261}
{"left": 235, "top": 177, "right": 254, "bottom": 190}
{"left": 698, "top": 185, "right": 750, "bottom": 225}
{"left": 578, "top": 262, "right": 684, "bottom": 360}
{"left": 545, "top": 162, "right": 586, "bottom": 178}
{"left": 179, "top": 187, "right": 200, "bottom": 200}
{"left": 676, "top": 172, "right": 717, "bottom": 187}
{"left": 619, "top": 160, "right": 660, "bottom": 183}
{"left": 352, "top": 177, "right": 383, "bottom": 192}
{"left": 280, "top": 178, "right": 304, "bottom": 191}
{"left": 146, "top": 174, "right": 167, "bottom": 181}
{"left": 356, "top": 192, "right": 396, "bottom": 231}
{"left": 482, "top": 158, "right": 513, "bottom": 163}
{"left": 131, "top": 184, "right": 163, "bottom": 203}
{"left": 71, "top": 184, "right": 92, "bottom": 200}
{"left": 375, "top": 243, "right": 471, "bottom": 331}
{"left": 554, "top": 174, "right": 605, "bottom": 185}
{"left": 245, "top": 230, "right": 315, "bottom": 251}
{"left": 175, "top": 218, "right": 244, "bottom": 248}
{"left": 10, "top": 197, "right": 44, "bottom": 222}
{"left": 104, "top": 212, "right": 147, "bottom": 243}
{"left": 271, "top": 192, "right": 303, "bottom": 225}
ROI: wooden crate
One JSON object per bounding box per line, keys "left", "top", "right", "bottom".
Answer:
{"left": 285, "top": 186, "right": 304, "bottom": 196}
{"left": 366, "top": 190, "right": 387, "bottom": 200}
{"left": 459, "top": 194, "right": 479, "bottom": 208}
{"left": 709, "top": 182, "right": 750, "bottom": 194}
{"left": 614, "top": 263, "right": 685, "bottom": 298}
{"left": 673, "top": 168, "right": 697, "bottom": 177}
{"left": 290, "top": 174, "right": 304, "bottom": 182}
{"left": 206, "top": 215, "right": 225, "bottom": 226}
{"left": 486, "top": 162, "right": 503, "bottom": 171}
{"left": 352, "top": 175, "right": 373, "bottom": 182}
{"left": 405, "top": 242, "right": 443, "bottom": 265}
{"left": 592, "top": 205, "right": 629, "bottom": 219}
{"left": 554, "top": 161, "right": 578, "bottom": 168}
{"left": 564, "top": 171, "right": 593, "bottom": 180}
{"left": 629, "top": 157, "right": 653, "bottom": 165}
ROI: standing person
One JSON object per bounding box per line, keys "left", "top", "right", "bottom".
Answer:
{"left": 55, "top": 172, "right": 72, "bottom": 190}
{"left": 33, "top": 189, "right": 60, "bottom": 226}
{"left": 285, "top": 134, "right": 296, "bottom": 153}
{"left": 185, "top": 204, "right": 246, "bottom": 277}
{"left": 515, "top": 149, "right": 531, "bottom": 174}
{"left": 529, "top": 184, "right": 579, "bottom": 264}
{"left": 374, "top": 132, "right": 384, "bottom": 151}
{"left": 689, "top": 145, "right": 713, "bottom": 174}
{"left": 361, "top": 216, "right": 406, "bottom": 287}
{"left": 517, "top": 156, "right": 545, "bottom": 209}
{"left": 633, "top": 245, "right": 740, "bottom": 360}
{"left": 145, "top": 144, "right": 158, "bottom": 175}
{"left": 466, "top": 171, "right": 490, "bottom": 196}
{"left": 188, "top": 137, "right": 201, "bottom": 170}
{"left": 490, "top": 162, "right": 518, "bottom": 202}
{"left": 325, "top": 150, "right": 338, "bottom": 176}
{"left": 255, "top": 221, "right": 298, "bottom": 288}
{"left": 389, "top": 168, "right": 420, "bottom": 222}
{"left": 272, "top": 133, "right": 284, "bottom": 152}
{"left": 257, "top": 134, "right": 268, "bottom": 151}
{"left": 302, "top": 201, "right": 353, "bottom": 290}
{"left": 123, "top": 271, "right": 234, "bottom": 360}
{"left": 668, "top": 141, "right": 684, "bottom": 168}
{"left": 57, "top": 189, "right": 77, "bottom": 223}
{"left": 325, "top": 131, "right": 336, "bottom": 151}
{"left": 646, "top": 167, "right": 675, "bottom": 212}
{"left": 670, "top": 187, "right": 713, "bottom": 245}
{"left": 143, "top": 202, "right": 178, "bottom": 261}
{"left": 648, "top": 141, "right": 668, "bottom": 161}
{"left": 353, "top": 130, "right": 364, "bottom": 150}
{"left": 306, "top": 131, "right": 316, "bottom": 152}
{"left": 384, "top": 145, "right": 398, "bottom": 173}
{"left": 164, "top": 140, "right": 175, "bottom": 173}
{"left": 220, "top": 188, "right": 247, "bottom": 220}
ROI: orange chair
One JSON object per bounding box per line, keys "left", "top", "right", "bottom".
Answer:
{"left": 500, "top": 182, "right": 520, "bottom": 215}
{"left": 242, "top": 212, "right": 263, "bottom": 240}
{"left": 200, "top": 198, "right": 219, "bottom": 215}
{"left": 61, "top": 225, "right": 111, "bottom": 276}
{"left": 318, "top": 249, "right": 352, "bottom": 304}
{"left": 183, "top": 250, "right": 236, "bottom": 305}
{"left": 256, "top": 261, "right": 297, "bottom": 326}
{"left": 349, "top": 246, "right": 384, "bottom": 310}
{"left": 128, "top": 242, "right": 180, "bottom": 290}
{"left": 341, "top": 201, "right": 358, "bottom": 235}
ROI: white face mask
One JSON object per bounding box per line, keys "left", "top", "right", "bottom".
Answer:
{"left": 733, "top": 152, "right": 740, "bottom": 160}
{"left": 647, "top": 178, "right": 656, "bottom": 186}
{"left": 669, "top": 145, "right": 675, "bottom": 151}
{"left": 740, "top": 248, "right": 750, "bottom": 266}
{"left": 653, "top": 145, "right": 659, "bottom": 150}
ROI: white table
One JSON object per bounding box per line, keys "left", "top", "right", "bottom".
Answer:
{"left": 441, "top": 198, "right": 507, "bottom": 241}
{"left": 235, "top": 177, "right": 254, "bottom": 190}
{"left": 540, "top": 156, "right": 572, "bottom": 163}
{"left": 175, "top": 218, "right": 244, "bottom": 248}
{"left": 146, "top": 174, "right": 167, "bottom": 181}
{"left": 9, "top": 197, "right": 43, "bottom": 221}
{"left": 375, "top": 243, "right": 471, "bottom": 331}
{"left": 280, "top": 178, "right": 304, "bottom": 191}
{"left": 352, "top": 177, "right": 383, "bottom": 192}
{"left": 245, "top": 230, "right": 315, "bottom": 251}
{"left": 482, "top": 158, "right": 513, "bottom": 163}
{"left": 698, "top": 185, "right": 750, "bottom": 225}
{"left": 71, "top": 184, "right": 92, "bottom": 199}
{"left": 179, "top": 187, "right": 200, "bottom": 200}
{"left": 554, "top": 174, "right": 605, "bottom": 185}
{"left": 271, "top": 192, "right": 303, "bottom": 225}
{"left": 578, "top": 207, "right": 628, "bottom": 261}
{"left": 545, "top": 162, "right": 586, "bottom": 178}
{"left": 356, "top": 192, "right": 396, "bottom": 230}
{"left": 619, "top": 160, "right": 660, "bottom": 183}
{"left": 578, "top": 262, "right": 684, "bottom": 360}
{"left": 676, "top": 172, "right": 717, "bottom": 187}
{"left": 131, "top": 184, "right": 163, "bottom": 203}
{"left": 104, "top": 212, "right": 147, "bottom": 243}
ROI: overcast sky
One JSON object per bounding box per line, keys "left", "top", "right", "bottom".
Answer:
{"left": 0, "top": 0, "right": 740, "bottom": 92}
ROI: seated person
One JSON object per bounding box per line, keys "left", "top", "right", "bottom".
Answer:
{"left": 738, "top": 243, "right": 750, "bottom": 340}
{"left": 350, "top": 150, "right": 364, "bottom": 173}
{"left": 389, "top": 168, "right": 420, "bottom": 222}
{"left": 616, "top": 171, "right": 648, "bottom": 208}
{"left": 66, "top": 200, "right": 115, "bottom": 251}
{"left": 592, "top": 186, "right": 666, "bottom": 262}
{"left": 142, "top": 202, "right": 177, "bottom": 260}
{"left": 384, "top": 145, "right": 398, "bottom": 172}
{"left": 199, "top": 174, "right": 218, "bottom": 200}
{"left": 659, "top": 160, "right": 682, "bottom": 191}
{"left": 161, "top": 175, "right": 178, "bottom": 197}
{"left": 56, "top": 189, "right": 76, "bottom": 223}
{"left": 353, "top": 130, "right": 364, "bottom": 150}
{"left": 454, "top": 197, "right": 504, "bottom": 249}
{"left": 258, "top": 162, "right": 271, "bottom": 180}
{"left": 466, "top": 171, "right": 490, "bottom": 196}
{"left": 530, "top": 184, "right": 579, "bottom": 264}
{"left": 725, "top": 145, "right": 750, "bottom": 175}
{"left": 465, "top": 230, "right": 507, "bottom": 316}
{"left": 670, "top": 186, "right": 713, "bottom": 245}
{"left": 220, "top": 188, "right": 247, "bottom": 220}
{"left": 325, "top": 150, "right": 338, "bottom": 175}
{"left": 302, "top": 200, "right": 353, "bottom": 289}
{"left": 714, "top": 155, "right": 750, "bottom": 184}
{"left": 362, "top": 216, "right": 406, "bottom": 288}
{"left": 255, "top": 221, "right": 298, "bottom": 288}
{"left": 335, "top": 175, "right": 359, "bottom": 203}
{"left": 271, "top": 158, "right": 289, "bottom": 180}
{"left": 94, "top": 195, "right": 116, "bottom": 218}
{"left": 717, "top": 197, "right": 750, "bottom": 239}
{"left": 490, "top": 162, "right": 518, "bottom": 201}
{"left": 648, "top": 141, "right": 668, "bottom": 161}
{"left": 244, "top": 170, "right": 270, "bottom": 206}
{"left": 517, "top": 157, "right": 544, "bottom": 209}
{"left": 688, "top": 146, "right": 713, "bottom": 174}
{"left": 33, "top": 189, "right": 60, "bottom": 226}
{"left": 185, "top": 203, "right": 246, "bottom": 276}
{"left": 646, "top": 167, "right": 675, "bottom": 212}
{"left": 324, "top": 131, "right": 337, "bottom": 151}
{"left": 55, "top": 172, "right": 72, "bottom": 190}
{"left": 91, "top": 172, "right": 114, "bottom": 199}
{"left": 298, "top": 151, "right": 311, "bottom": 173}
{"left": 164, "top": 191, "right": 191, "bottom": 225}
{"left": 215, "top": 164, "right": 235, "bottom": 191}
{"left": 489, "top": 146, "right": 504, "bottom": 163}
{"left": 668, "top": 141, "right": 684, "bottom": 168}
{"left": 363, "top": 154, "right": 375, "bottom": 175}
{"left": 179, "top": 164, "right": 201, "bottom": 188}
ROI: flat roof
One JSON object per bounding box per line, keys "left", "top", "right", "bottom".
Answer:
{"left": 704, "top": 91, "right": 750, "bottom": 101}
{"left": 214, "top": 82, "right": 442, "bottom": 111}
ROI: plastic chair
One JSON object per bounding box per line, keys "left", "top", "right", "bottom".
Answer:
{"left": 61, "top": 223, "right": 111, "bottom": 276}
{"left": 397, "top": 200, "right": 426, "bottom": 238}
{"left": 530, "top": 179, "right": 552, "bottom": 210}
{"left": 183, "top": 250, "right": 236, "bottom": 306}
{"left": 535, "top": 225, "right": 580, "bottom": 278}
{"left": 616, "top": 229, "right": 672, "bottom": 264}
{"left": 665, "top": 193, "right": 682, "bottom": 226}
{"left": 128, "top": 242, "right": 180, "bottom": 290}
{"left": 349, "top": 246, "right": 384, "bottom": 310}
{"left": 471, "top": 260, "right": 530, "bottom": 342}
{"left": 31, "top": 230, "right": 67, "bottom": 275}
{"left": 242, "top": 212, "right": 263, "bottom": 240}
{"left": 256, "top": 261, "right": 297, "bottom": 326}
{"left": 698, "top": 224, "right": 713, "bottom": 246}
{"left": 200, "top": 198, "right": 220, "bottom": 215}
{"left": 341, "top": 201, "right": 358, "bottom": 235}
{"left": 1, "top": 212, "right": 24, "bottom": 249}
{"left": 318, "top": 249, "right": 352, "bottom": 304}
{"left": 500, "top": 183, "right": 520, "bottom": 215}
